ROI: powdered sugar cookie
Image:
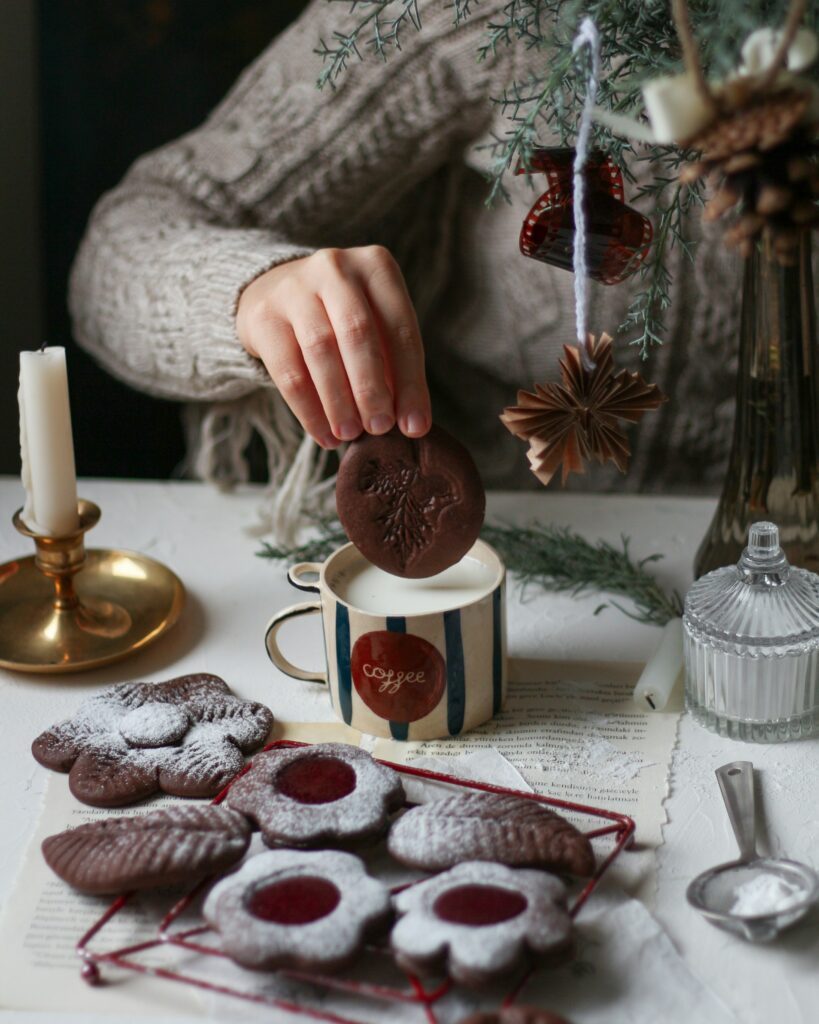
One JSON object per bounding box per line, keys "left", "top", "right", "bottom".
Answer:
{"left": 203, "top": 848, "right": 391, "bottom": 973}
{"left": 226, "top": 743, "right": 404, "bottom": 847}
{"left": 391, "top": 861, "right": 572, "bottom": 987}
{"left": 387, "top": 792, "right": 595, "bottom": 877}
{"left": 31, "top": 674, "right": 273, "bottom": 807}
{"left": 42, "top": 805, "right": 251, "bottom": 894}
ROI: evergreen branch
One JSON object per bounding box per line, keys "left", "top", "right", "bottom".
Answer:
{"left": 257, "top": 517, "right": 683, "bottom": 627}
{"left": 316, "top": 0, "right": 422, "bottom": 88}
{"left": 480, "top": 522, "right": 683, "bottom": 626}
{"left": 257, "top": 519, "right": 348, "bottom": 564}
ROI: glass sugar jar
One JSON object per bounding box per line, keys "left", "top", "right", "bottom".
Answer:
{"left": 684, "top": 522, "right": 819, "bottom": 742}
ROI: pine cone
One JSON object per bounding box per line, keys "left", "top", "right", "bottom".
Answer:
{"left": 679, "top": 89, "right": 819, "bottom": 263}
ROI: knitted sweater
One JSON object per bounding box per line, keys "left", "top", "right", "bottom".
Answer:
{"left": 69, "top": 0, "right": 741, "bottom": 540}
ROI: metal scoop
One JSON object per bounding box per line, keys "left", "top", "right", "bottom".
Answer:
{"left": 686, "top": 761, "right": 818, "bottom": 942}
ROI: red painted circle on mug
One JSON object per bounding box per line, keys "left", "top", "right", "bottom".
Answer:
{"left": 276, "top": 756, "right": 357, "bottom": 804}
{"left": 246, "top": 876, "right": 340, "bottom": 924}
{"left": 432, "top": 884, "right": 528, "bottom": 926}
{"left": 351, "top": 631, "right": 446, "bottom": 723}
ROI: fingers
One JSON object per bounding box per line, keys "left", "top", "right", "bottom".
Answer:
{"left": 236, "top": 247, "right": 430, "bottom": 448}
{"left": 356, "top": 246, "right": 431, "bottom": 437}
{"left": 252, "top": 316, "right": 339, "bottom": 450}
{"left": 288, "top": 292, "right": 363, "bottom": 442}
{"left": 318, "top": 255, "right": 395, "bottom": 437}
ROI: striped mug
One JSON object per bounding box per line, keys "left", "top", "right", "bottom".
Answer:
{"left": 265, "top": 540, "right": 507, "bottom": 740}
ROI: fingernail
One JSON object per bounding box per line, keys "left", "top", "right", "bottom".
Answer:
{"left": 405, "top": 411, "right": 428, "bottom": 436}
{"left": 368, "top": 413, "right": 394, "bottom": 435}
{"left": 336, "top": 420, "right": 362, "bottom": 441}
{"left": 319, "top": 434, "right": 340, "bottom": 450}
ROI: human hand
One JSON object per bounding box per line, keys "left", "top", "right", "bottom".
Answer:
{"left": 237, "top": 246, "right": 431, "bottom": 450}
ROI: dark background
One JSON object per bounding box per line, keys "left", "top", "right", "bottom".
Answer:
{"left": 2, "top": 0, "right": 309, "bottom": 479}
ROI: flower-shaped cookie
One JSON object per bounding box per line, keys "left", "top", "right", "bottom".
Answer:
{"left": 31, "top": 674, "right": 274, "bottom": 807}
{"left": 203, "top": 848, "right": 391, "bottom": 973}
{"left": 391, "top": 861, "right": 572, "bottom": 987}
{"left": 226, "top": 742, "right": 404, "bottom": 847}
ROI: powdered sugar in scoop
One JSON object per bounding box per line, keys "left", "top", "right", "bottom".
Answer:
{"left": 729, "top": 872, "right": 808, "bottom": 917}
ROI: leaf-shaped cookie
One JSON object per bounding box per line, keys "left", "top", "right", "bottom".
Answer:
{"left": 42, "top": 805, "right": 251, "bottom": 894}
{"left": 387, "top": 792, "right": 595, "bottom": 877}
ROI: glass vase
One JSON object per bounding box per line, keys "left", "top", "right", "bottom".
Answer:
{"left": 694, "top": 230, "right": 819, "bottom": 577}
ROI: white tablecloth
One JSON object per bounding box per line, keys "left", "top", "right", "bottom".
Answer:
{"left": 1, "top": 478, "right": 817, "bottom": 1024}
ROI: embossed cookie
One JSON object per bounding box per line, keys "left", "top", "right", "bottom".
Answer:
{"left": 336, "top": 425, "right": 485, "bottom": 578}
{"left": 226, "top": 742, "right": 404, "bottom": 847}
{"left": 42, "top": 805, "right": 251, "bottom": 894}
{"left": 31, "top": 674, "right": 274, "bottom": 807}
{"left": 387, "top": 792, "right": 595, "bottom": 877}
{"left": 203, "top": 848, "right": 391, "bottom": 973}
{"left": 459, "top": 1010, "right": 572, "bottom": 1024}
{"left": 391, "top": 861, "right": 572, "bottom": 987}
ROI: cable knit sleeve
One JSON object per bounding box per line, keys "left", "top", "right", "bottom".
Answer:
{"left": 68, "top": 1, "right": 511, "bottom": 402}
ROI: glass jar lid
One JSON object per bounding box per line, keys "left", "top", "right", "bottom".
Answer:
{"left": 684, "top": 522, "right": 819, "bottom": 649}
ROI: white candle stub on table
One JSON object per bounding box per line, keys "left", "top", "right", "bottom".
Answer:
{"left": 633, "top": 616, "right": 684, "bottom": 711}
{"left": 18, "top": 346, "right": 79, "bottom": 536}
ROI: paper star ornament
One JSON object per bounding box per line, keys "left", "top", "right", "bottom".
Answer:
{"left": 500, "top": 333, "right": 666, "bottom": 486}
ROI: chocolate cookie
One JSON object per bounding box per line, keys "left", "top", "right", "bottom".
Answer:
{"left": 42, "top": 805, "right": 251, "bottom": 894}
{"left": 336, "top": 425, "right": 485, "bottom": 578}
{"left": 203, "top": 848, "right": 391, "bottom": 973}
{"left": 459, "top": 1010, "right": 571, "bottom": 1024}
{"left": 226, "top": 742, "right": 404, "bottom": 847}
{"left": 32, "top": 674, "right": 274, "bottom": 807}
{"left": 391, "top": 861, "right": 572, "bottom": 987}
{"left": 387, "top": 792, "right": 595, "bottom": 877}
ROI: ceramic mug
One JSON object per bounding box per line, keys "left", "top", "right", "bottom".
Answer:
{"left": 265, "top": 539, "right": 506, "bottom": 740}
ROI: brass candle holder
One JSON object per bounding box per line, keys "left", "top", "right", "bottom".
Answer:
{"left": 0, "top": 499, "right": 184, "bottom": 674}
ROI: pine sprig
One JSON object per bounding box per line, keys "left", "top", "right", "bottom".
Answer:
{"left": 257, "top": 518, "right": 348, "bottom": 564}
{"left": 480, "top": 522, "right": 683, "bottom": 626}
{"left": 257, "top": 518, "right": 683, "bottom": 627}
{"left": 316, "top": 0, "right": 421, "bottom": 89}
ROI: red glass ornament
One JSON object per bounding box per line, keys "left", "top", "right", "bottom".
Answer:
{"left": 518, "top": 148, "right": 652, "bottom": 284}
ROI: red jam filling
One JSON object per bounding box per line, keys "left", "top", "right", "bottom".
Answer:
{"left": 246, "top": 876, "right": 341, "bottom": 925}
{"left": 432, "top": 884, "right": 528, "bottom": 926}
{"left": 276, "top": 756, "right": 357, "bottom": 804}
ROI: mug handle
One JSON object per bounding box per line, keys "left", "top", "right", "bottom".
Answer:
{"left": 287, "top": 561, "right": 323, "bottom": 593}
{"left": 265, "top": 602, "right": 326, "bottom": 684}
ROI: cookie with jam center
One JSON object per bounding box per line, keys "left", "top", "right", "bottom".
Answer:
{"left": 226, "top": 742, "right": 405, "bottom": 848}
{"left": 203, "top": 848, "right": 391, "bottom": 973}
{"left": 391, "top": 861, "right": 572, "bottom": 987}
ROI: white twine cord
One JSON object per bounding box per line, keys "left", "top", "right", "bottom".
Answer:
{"left": 572, "top": 17, "right": 601, "bottom": 368}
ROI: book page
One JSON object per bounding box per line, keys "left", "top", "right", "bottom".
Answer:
{"left": 374, "top": 661, "right": 681, "bottom": 899}
{"left": 0, "top": 718, "right": 359, "bottom": 1015}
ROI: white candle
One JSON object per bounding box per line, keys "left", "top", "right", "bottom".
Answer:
{"left": 18, "top": 346, "right": 79, "bottom": 536}
{"left": 633, "top": 616, "right": 684, "bottom": 712}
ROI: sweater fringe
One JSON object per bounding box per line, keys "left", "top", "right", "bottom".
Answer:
{"left": 180, "top": 390, "right": 336, "bottom": 545}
